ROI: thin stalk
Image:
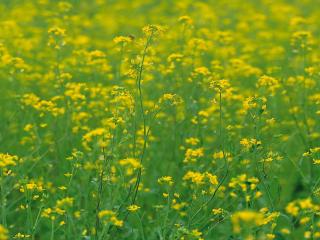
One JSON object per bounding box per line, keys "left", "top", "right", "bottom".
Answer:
{"left": 188, "top": 89, "right": 229, "bottom": 226}
{"left": 94, "top": 145, "right": 109, "bottom": 239}
{"left": 50, "top": 219, "right": 54, "bottom": 240}
{"left": 0, "top": 175, "right": 7, "bottom": 227}
{"left": 131, "top": 32, "right": 154, "bottom": 205}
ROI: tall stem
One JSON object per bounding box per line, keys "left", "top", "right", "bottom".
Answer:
{"left": 131, "top": 32, "right": 154, "bottom": 205}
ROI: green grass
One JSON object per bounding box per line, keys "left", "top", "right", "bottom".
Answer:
{"left": 0, "top": 0, "right": 320, "bottom": 239}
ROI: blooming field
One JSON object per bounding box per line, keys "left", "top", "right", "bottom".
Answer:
{"left": 1, "top": 0, "right": 320, "bottom": 239}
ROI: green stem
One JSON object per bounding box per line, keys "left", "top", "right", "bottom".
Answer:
{"left": 50, "top": 219, "right": 55, "bottom": 240}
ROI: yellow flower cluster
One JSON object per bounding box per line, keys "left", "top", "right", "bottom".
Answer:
{"left": 0, "top": 153, "right": 18, "bottom": 168}
{"left": 98, "top": 210, "right": 123, "bottom": 227}
{"left": 0, "top": 225, "right": 8, "bottom": 240}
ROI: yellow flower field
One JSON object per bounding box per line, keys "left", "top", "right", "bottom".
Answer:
{"left": 0, "top": 0, "right": 320, "bottom": 239}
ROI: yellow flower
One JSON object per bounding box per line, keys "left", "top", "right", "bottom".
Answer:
{"left": 113, "top": 36, "right": 133, "bottom": 45}
{"left": 178, "top": 15, "right": 193, "bottom": 25}
{"left": 98, "top": 210, "right": 114, "bottom": 219}
{"left": 231, "top": 210, "right": 264, "bottom": 233}
{"left": 304, "top": 231, "right": 312, "bottom": 239}
{"left": 48, "top": 27, "right": 66, "bottom": 37}
{"left": 266, "top": 233, "right": 275, "bottom": 239}
{"left": 212, "top": 208, "right": 224, "bottom": 215}
{"left": 0, "top": 225, "right": 8, "bottom": 240}
{"left": 127, "top": 204, "right": 140, "bottom": 212}
{"left": 158, "top": 176, "right": 174, "bottom": 186}
{"left": 280, "top": 228, "right": 290, "bottom": 235}
{"left": 185, "top": 137, "right": 200, "bottom": 146}
{"left": 98, "top": 209, "right": 123, "bottom": 227}
{"left": 300, "top": 217, "right": 310, "bottom": 224}
{"left": 184, "top": 148, "right": 204, "bottom": 163}
{"left": 240, "top": 138, "right": 261, "bottom": 151}
{"left": 56, "top": 197, "right": 74, "bottom": 208}
{"left": 285, "top": 202, "right": 299, "bottom": 216}
{"left": 191, "top": 229, "right": 202, "bottom": 237}
{"left": 59, "top": 221, "right": 65, "bottom": 226}
{"left": 162, "top": 193, "right": 169, "bottom": 198}
{"left": 13, "top": 232, "right": 31, "bottom": 239}
{"left": 257, "top": 75, "right": 280, "bottom": 95}
{"left": 183, "top": 171, "right": 205, "bottom": 185}
{"left": 142, "top": 24, "right": 165, "bottom": 36}
{"left": 0, "top": 153, "right": 18, "bottom": 168}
